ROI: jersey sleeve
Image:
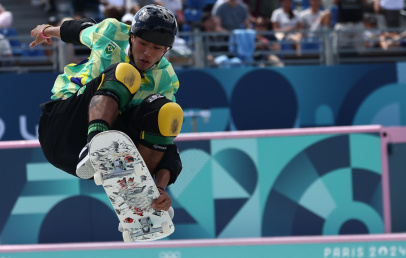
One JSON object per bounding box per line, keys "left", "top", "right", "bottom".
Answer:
{"left": 51, "top": 19, "right": 131, "bottom": 100}
{"left": 80, "top": 18, "right": 130, "bottom": 50}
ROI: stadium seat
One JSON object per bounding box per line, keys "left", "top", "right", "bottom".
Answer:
{"left": 184, "top": 0, "right": 202, "bottom": 9}
{"left": 21, "top": 43, "right": 47, "bottom": 62}
{"left": 184, "top": 8, "right": 203, "bottom": 23}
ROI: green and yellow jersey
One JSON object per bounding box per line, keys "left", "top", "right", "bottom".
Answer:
{"left": 51, "top": 18, "right": 179, "bottom": 107}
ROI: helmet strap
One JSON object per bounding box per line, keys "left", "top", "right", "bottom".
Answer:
{"left": 128, "top": 38, "right": 134, "bottom": 63}
{"left": 153, "top": 46, "right": 171, "bottom": 67}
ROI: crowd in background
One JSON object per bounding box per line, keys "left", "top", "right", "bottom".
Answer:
{"left": 0, "top": 0, "right": 406, "bottom": 68}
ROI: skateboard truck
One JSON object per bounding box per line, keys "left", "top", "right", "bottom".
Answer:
{"left": 140, "top": 217, "right": 153, "bottom": 233}
{"left": 122, "top": 217, "right": 171, "bottom": 242}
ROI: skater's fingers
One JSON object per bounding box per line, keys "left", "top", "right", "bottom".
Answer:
{"left": 30, "top": 25, "right": 48, "bottom": 48}
{"left": 162, "top": 202, "right": 171, "bottom": 211}
{"left": 152, "top": 193, "right": 171, "bottom": 211}
{"left": 154, "top": 194, "right": 172, "bottom": 210}
{"left": 156, "top": 196, "right": 171, "bottom": 211}
{"left": 158, "top": 201, "right": 171, "bottom": 211}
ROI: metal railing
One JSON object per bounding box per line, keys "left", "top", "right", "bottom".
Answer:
{"left": 169, "top": 28, "right": 406, "bottom": 68}
{"left": 1, "top": 28, "right": 406, "bottom": 73}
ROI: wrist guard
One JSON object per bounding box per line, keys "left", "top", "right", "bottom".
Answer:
{"left": 155, "top": 144, "right": 182, "bottom": 185}
{"left": 60, "top": 18, "right": 96, "bottom": 45}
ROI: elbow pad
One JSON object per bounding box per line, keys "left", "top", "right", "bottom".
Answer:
{"left": 155, "top": 144, "right": 182, "bottom": 185}
{"left": 60, "top": 18, "right": 96, "bottom": 45}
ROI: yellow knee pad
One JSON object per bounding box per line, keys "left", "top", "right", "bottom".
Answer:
{"left": 158, "top": 102, "right": 183, "bottom": 137}
{"left": 140, "top": 102, "right": 183, "bottom": 146}
{"left": 98, "top": 63, "right": 142, "bottom": 108}
{"left": 114, "top": 63, "right": 141, "bottom": 94}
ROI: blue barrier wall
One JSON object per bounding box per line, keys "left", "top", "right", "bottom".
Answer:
{"left": 0, "top": 63, "right": 405, "bottom": 244}
{"left": 176, "top": 63, "right": 405, "bottom": 132}
{"left": 0, "top": 129, "right": 384, "bottom": 244}
{"left": 0, "top": 73, "right": 55, "bottom": 141}
{"left": 1, "top": 62, "right": 406, "bottom": 140}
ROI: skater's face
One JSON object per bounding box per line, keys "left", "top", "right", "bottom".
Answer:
{"left": 130, "top": 35, "right": 169, "bottom": 71}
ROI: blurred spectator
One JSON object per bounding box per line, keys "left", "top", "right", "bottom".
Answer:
{"left": 242, "top": 0, "right": 278, "bottom": 22}
{"left": 40, "top": 0, "right": 56, "bottom": 13}
{"left": 71, "top": 0, "right": 125, "bottom": 20}
{"left": 121, "top": 12, "right": 133, "bottom": 25}
{"left": 166, "top": 36, "right": 193, "bottom": 66}
{"left": 126, "top": 0, "right": 164, "bottom": 14}
{"left": 199, "top": 12, "right": 229, "bottom": 65}
{"left": 333, "top": 0, "right": 366, "bottom": 50}
{"left": 162, "top": 0, "right": 185, "bottom": 30}
{"left": 373, "top": 0, "right": 404, "bottom": 28}
{"left": 0, "top": 4, "right": 12, "bottom": 29}
{"left": 271, "top": 0, "right": 301, "bottom": 53}
{"left": 211, "top": 0, "right": 243, "bottom": 14}
{"left": 213, "top": 0, "right": 251, "bottom": 31}
{"left": 374, "top": 28, "right": 406, "bottom": 51}
{"left": 298, "top": 0, "right": 323, "bottom": 31}
{"left": 71, "top": 0, "right": 99, "bottom": 18}
{"left": 0, "top": 4, "right": 14, "bottom": 61}
{"left": 363, "top": 15, "right": 381, "bottom": 49}
{"left": 99, "top": 0, "right": 126, "bottom": 20}
{"left": 271, "top": 0, "right": 300, "bottom": 36}
{"left": 0, "top": 33, "right": 12, "bottom": 66}
{"left": 323, "top": 0, "right": 333, "bottom": 8}
{"left": 298, "top": 0, "right": 330, "bottom": 44}
{"left": 361, "top": 14, "right": 404, "bottom": 51}
{"left": 253, "top": 16, "right": 283, "bottom": 67}
{"left": 363, "top": 16, "right": 383, "bottom": 48}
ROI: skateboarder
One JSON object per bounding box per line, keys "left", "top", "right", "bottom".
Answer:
{"left": 29, "top": 5, "right": 183, "bottom": 213}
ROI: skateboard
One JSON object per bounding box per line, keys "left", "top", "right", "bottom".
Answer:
{"left": 88, "top": 130, "right": 175, "bottom": 242}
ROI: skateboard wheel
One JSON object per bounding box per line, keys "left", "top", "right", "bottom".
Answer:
{"left": 122, "top": 230, "right": 132, "bottom": 243}
{"left": 134, "top": 163, "right": 143, "bottom": 177}
{"left": 168, "top": 206, "right": 174, "bottom": 219}
{"left": 161, "top": 221, "right": 170, "bottom": 234}
{"left": 118, "top": 223, "right": 123, "bottom": 232}
{"left": 94, "top": 172, "right": 104, "bottom": 185}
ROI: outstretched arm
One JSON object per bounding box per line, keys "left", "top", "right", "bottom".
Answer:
{"left": 30, "top": 18, "right": 96, "bottom": 48}
{"left": 29, "top": 25, "right": 61, "bottom": 47}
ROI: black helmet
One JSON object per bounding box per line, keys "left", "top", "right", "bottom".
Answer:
{"left": 130, "top": 5, "right": 178, "bottom": 47}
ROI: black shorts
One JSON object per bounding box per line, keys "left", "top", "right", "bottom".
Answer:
{"left": 38, "top": 76, "right": 146, "bottom": 177}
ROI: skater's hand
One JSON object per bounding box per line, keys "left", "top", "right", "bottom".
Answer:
{"left": 30, "top": 24, "right": 52, "bottom": 48}
{"left": 152, "top": 188, "right": 171, "bottom": 211}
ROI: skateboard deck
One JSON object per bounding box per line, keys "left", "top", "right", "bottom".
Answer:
{"left": 89, "top": 130, "right": 175, "bottom": 242}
